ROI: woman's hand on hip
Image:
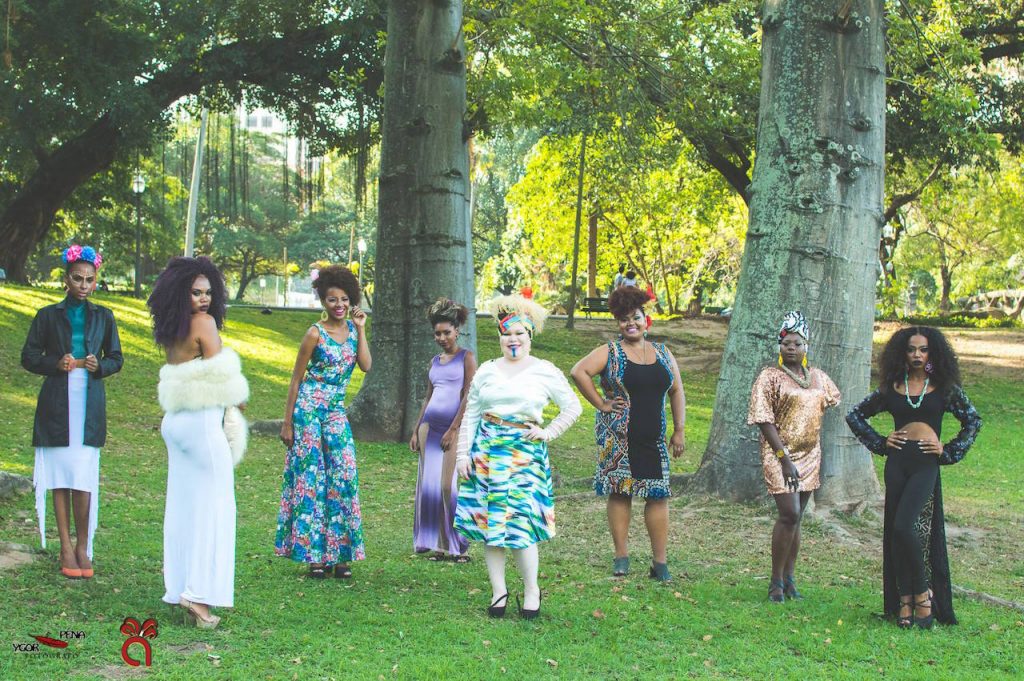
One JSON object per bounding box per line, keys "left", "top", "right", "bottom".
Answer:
{"left": 670, "top": 430, "right": 685, "bottom": 458}
{"left": 919, "top": 435, "right": 943, "bottom": 456}
{"left": 885, "top": 429, "right": 907, "bottom": 450}
{"left": 524, "top": 424, "right": 548, "bottom": 441}
{"left": 599, "top": 397, "right": 627, "bottom": 414}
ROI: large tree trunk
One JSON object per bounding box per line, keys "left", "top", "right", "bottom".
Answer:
{"left": 692, "top": 0, "right": 884, "bottom": 507}
{"left": 587, "top": 209, "right": 598, "bottom": 297}
{"left": 348, "top": 0, "right": 473, "bottom": 441}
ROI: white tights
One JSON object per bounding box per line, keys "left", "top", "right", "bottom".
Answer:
{"left": 484, "top": 544, "right": 540, "bottom": 609}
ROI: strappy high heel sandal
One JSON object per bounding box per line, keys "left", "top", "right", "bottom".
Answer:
{"left": 914, "top": 593, "right": 935, "bottom": 630}
{"left": 487, "top": 593, "right": 509, "bottom": 618}
{"left": 179, "top": 598, "right": 221, "bottom": 630}
{"left": 768, "top": 579, "right": 786, "bottom": 603}
{"left": 612, "top": 556, "right": 630, "bottom": 577}
{"left": 783, "top": 575, "right": 803, "bottom": 600}
{"left": 517, "top": 592, "right": 542, "bottom": 620}
{"left": 897, "top": 598, "right": 914, "bottom": 629}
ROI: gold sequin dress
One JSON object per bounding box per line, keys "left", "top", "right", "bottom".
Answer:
{"left": 747, "top": 366, "right": 841, "bottom": 495}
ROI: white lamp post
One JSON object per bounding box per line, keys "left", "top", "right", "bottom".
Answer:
{"left": 357, "top": 238, "right": 368, "bottom": 289}
{"left": 131, "top": 172, "right": 146, "bottom": 297}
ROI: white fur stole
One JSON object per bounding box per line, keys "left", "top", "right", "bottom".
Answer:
{"left": 158, "top": 347, "right": 250, "bottom": 466}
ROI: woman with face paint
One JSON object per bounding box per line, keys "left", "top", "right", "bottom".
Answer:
{"left": 275, "top": 265, "right": 371, "bottom": 580}
{"left": 846, "top": 327, "right": 980, "bottom": 628}
{"left": 22, "top": 245, "right": 123, "bottom": 579}
{"left": 571, "top": 286, "right": 686, "bottom": 581}
{"left": 149, "top": 256, "right": 248, "bottom": 629}
{"left": 748, "top": 311, "right": 841, "bottom": 603}
{"left": 454, "top": 296, "right": 582, "bottom": 619}
{"left": 408, "top": 298, "right": 477, "bottom": 561}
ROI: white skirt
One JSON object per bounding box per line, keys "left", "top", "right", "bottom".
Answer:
{"left": 34, "top": 368, "right": 100, "bottom": 558}
{"left": 161, "top": 407, "right": 236, "bottom": 608}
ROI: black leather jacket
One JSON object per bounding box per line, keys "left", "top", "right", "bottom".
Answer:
{"left": 21, "top": 297, "right": 124, "bottom": 447}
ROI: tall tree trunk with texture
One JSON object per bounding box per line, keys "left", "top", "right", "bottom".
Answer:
{"left": 587, "top": 209, "right": 598, "bottom": 297}
{"left": 693, "top": 0, "right": 885, "bottom": 506}
{"left": 348, "top": 0, "right": 474, "bottom": 440}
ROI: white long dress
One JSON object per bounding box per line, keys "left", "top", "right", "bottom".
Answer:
{"left": 158, "top": 349, "right": 248, "bottom": 608}
{"left": 33, "top": 368, "right": 100, "bottom": 557}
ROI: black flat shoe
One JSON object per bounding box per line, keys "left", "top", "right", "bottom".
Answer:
{"left": 612, "top": 556, "right": 630, "bottom": 577}
{"left": 648, "top": 562, "right": 671, "bottom": 582}
{"left": 768, "top": 579, "right": 785, "bottom": 603}
{"left": 487, "top": 593, "right": 508, "bottom": 618}
{"left": 518, "top": 592, "right": 542, "bottom": 620}
{"left": 308, "top": 564, "right": 327, "bottom": 579}
{"left": 334, "top": 564, "right": 353, "bottom": 579}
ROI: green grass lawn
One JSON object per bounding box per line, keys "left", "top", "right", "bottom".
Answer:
{"left": 0, "top": 285, "right": 1021, "bottom": 680}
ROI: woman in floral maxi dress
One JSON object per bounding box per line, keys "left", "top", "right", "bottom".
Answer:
{"left": 275, "top": 265, "right": 371, "bottom": 578}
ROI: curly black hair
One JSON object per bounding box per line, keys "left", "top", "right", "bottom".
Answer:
{"left": 313, "top": 265, "right": 360, "bottom": 305}
{"left": 147, "top": 256, "right": 227, "bottom": 348}
{"left": 608, "top": 286, "right": 651, "bottom": 319}
{"left": 427, "top": 298, "right": 468, "bottom": 327}
{"left": 878, "top": 326, "right": 962, "bottom": 396}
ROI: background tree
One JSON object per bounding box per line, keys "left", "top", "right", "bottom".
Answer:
{"left": 692, "top": 0, "right": 886, "bottom": 505}
{"left": 348, "top": 0, "right": 475, "bottom": 441}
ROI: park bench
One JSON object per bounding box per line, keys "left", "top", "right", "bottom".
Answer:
{"left": 580, "top": 296, "right": 610, "bottom": 318}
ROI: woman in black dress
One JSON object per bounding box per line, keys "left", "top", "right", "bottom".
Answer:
{"left": 571, "top": 286, "right": 685, "bottom": 580}
{"left": 846, "top": 327, "right": 981, "bottom": 628}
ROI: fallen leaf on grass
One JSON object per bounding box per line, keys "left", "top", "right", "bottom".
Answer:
{"left": 674, "top": 591, "right": 683, "bottom": 598}
{"left": 702, "top": 634, "right": 713, "bottom": 641}
{"left": 824, "top": 638, "right": 832, "bottom": 645}
{"left": 546, "top": 659, "right": 558, "bottom": 668}
{"left": 989, "top": 624, "right": 1001, "bottom": 631}
{"left": 593, "top": 610, "right": 605, "bottom": 619}
{"left": 482, "top": 640, "right": 491, "bottom": 647}
{"left": 291, "top": 657, "right": 302, "bottom": 664}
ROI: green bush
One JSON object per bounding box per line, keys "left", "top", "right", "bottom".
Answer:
{"left": 894, "top": 313, "right": 1021, "bottom": 329}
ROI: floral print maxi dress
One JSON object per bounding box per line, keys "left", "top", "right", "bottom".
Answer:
{"left": 275, "top": 321, "right": 365, "bottom": 564}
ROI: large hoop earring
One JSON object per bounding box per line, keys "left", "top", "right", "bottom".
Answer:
{"left": 320, "top": 310, "right": 328, "bottom": 322}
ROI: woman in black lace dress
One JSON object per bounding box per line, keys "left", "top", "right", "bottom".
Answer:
{"left": 846, "top": 327, "right": 981, "bottom": 628}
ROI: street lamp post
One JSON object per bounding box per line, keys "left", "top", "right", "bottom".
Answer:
{"left": 357, "top": 238, "right": 367, "bottom": 290}
{"left": 131, "top": 172, "right": 146, "bottom": 298}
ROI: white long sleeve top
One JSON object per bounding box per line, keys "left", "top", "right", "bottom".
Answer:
{"left": 456, "top": 358, "right": 583, "bottom": 459}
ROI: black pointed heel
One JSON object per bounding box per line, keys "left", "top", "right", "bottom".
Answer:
{"left": 518, "top": 592, "right": 542, "bottom": 620}
{"left": 914, "top": 595, "right": 935, "bottom": 630}
{"left": 487, "top": 593, "right": 508, "bottom": 618}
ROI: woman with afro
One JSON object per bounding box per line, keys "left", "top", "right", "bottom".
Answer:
{"left": 571, "top": 286, "right": 685, "bottom": 581}
{"left": 275, "top": 265, "right": 371, "bottom": 579}
{"left": 149, "top": 256, "right": 248, "bottom": 629}
{"left": 846, "top": 326, "right": 981, "bottom": 628}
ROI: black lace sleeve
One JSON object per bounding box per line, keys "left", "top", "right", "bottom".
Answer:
{"left": 939, "top": 386, "right": 981, "bottom": 465}
{"left": 845, "top": 388, "right": 889, "bottom": 456}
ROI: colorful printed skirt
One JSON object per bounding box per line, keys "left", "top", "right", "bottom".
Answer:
{"left": 274, "top": 384, "right": 365, "bottom": 564}
{"left": 455, "top": 420, "right": 555, "bottom": 549}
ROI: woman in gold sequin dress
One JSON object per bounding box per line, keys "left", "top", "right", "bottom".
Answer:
{"left": 747, "top": 312, "right": 840, "bottom": 603}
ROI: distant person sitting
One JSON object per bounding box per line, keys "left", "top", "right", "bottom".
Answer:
{"left": 621, "top": 271, "right": 638, "bottom": 288}
{"left": 612, "top": 265, "right": 625, "bottom": 292}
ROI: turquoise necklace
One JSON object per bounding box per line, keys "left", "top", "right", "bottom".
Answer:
{"left": 904, "top": 371, "right": 930, "bottom": 409}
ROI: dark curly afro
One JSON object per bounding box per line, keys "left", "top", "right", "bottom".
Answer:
{"left": 147, "top": 256, "right": 227, "bottom": 348}
{"left": 313, "top": 265, "right": 360, "bottom": 305}
{"left": 878, "top": 326, "right": 962, "bottom": 396}
{"left": 427, "top": 297, "right": 469, "bottom": 327}
{"left": 608, "top": 286, "right": 651, "bottom": 319}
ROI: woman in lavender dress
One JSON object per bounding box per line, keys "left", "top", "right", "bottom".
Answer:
{"left": 409, "top": 299, "right": 477, "bottom": 560}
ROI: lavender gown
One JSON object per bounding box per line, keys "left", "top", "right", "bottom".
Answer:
{"left": 414, "top": 349, "right": 470, "bottom": 555}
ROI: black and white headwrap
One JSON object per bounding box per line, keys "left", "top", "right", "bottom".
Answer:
{"left": 778, "top": 310, "right": 809, "bottom": 346}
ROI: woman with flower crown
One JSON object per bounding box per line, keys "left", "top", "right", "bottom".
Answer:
{"left": 21, "top": 245, "right": 123, "bottom": 579}
{"left": 747, "top": 311, "right": 840, "bottom": 603}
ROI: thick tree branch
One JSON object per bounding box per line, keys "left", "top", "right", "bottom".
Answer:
{"left": 883, "top": 161, "right": 942, "bottom": 223}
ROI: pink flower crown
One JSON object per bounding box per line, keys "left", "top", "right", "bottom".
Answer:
{"left": 62, "top": 244, "right": 103, "bottom": 270}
